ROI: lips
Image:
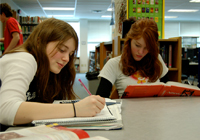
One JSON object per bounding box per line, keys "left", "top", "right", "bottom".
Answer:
{"left": 136, "top": 55, "right": 142, "bottom": 58}
{"left": 57, "top": 62, "right": 64, "bottom": 68}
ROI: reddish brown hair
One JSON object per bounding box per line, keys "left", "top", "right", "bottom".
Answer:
{"left": 120, "top": 18, "right": 162, "bottom": 82}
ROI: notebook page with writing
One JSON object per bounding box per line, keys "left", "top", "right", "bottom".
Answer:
{"left": 32, "top": 105, "right": 116, "bottom": 126}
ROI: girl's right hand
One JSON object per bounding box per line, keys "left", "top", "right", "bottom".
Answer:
{"left": 75, "top": 95, "right": 105, "bottom": 117}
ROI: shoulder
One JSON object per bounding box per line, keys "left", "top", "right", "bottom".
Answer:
{"left": 99, "top": 55, "right": 122, "bottom": 82}
{"left": 1, "top": 52, "right": 36, "bottom": 63}
{"left": 8, "top": 17, "right": 17, "bottom": 22}
{"left": 0, "top": 52, "right": 37, "bottom": 73}
{"left": 7, "top": 17, "right": 17, "bottom": 23}
{"left": 6, "top": 18, "right": 19, "bottom": 26}
{"left": 107, "top": 55, "right": 121, "bottom": 64}
{"left": 158, "top": 54, "right": 168, "bottom": 77}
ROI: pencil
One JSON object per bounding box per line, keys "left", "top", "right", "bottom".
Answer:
{"left": 78, "top": 79, "right": 92, "bottom": 95}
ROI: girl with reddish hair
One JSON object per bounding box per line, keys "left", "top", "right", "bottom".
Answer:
{"left": 96, "top": 18, "right": 168, "bottom": 98}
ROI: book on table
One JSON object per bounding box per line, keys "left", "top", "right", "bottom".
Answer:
{"left": 122, "top": 81, "right": 200, "bottom": 98}
{"left": 32, "top": 98, "right": 123, "bottom": 130}
{"left": 0, "top": 123, "right": 109, "bottom": 140}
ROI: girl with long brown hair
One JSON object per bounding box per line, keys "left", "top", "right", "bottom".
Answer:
{"left": 0, "top": 18, "right": 105, "bottom": 130}
{"left": 96, "top": 18, "right": 168, "bottom": 98}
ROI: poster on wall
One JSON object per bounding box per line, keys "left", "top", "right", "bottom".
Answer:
{"left": 128, "top": 0, "right": 163, "bottom": 39}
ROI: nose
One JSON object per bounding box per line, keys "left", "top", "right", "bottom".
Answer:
{"left": 62, "top": 54, "right": 70, "bottom": 63}
{"left": 138, "top": 48, "right": 145, "bottom": 55}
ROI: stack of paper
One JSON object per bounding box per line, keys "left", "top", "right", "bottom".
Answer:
{"left": 32, "top": 99, "right": 123, "bottom": 130}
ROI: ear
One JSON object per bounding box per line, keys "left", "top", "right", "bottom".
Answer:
{"left": 2, "top": 12, "right": 6, "bottom": 17}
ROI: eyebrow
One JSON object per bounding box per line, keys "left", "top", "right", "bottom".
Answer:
{"left": 135, "top": 40, "right": 142, "bottom": 45}
{"left": 62, "top": 44, "right": 75, "bottom": 53}
{"left": 135, "top": 40, "right": 147, "bottom": 48}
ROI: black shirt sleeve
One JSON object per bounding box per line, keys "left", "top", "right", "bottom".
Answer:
{"left": 96, "top": 77, "right": 113, "bottom": 98}
{"left": 160, "top": 73, "right": 169, "bottom": 83}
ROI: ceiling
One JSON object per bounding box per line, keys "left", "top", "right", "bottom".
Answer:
{"left": 10, "top": 0, "right": 200, "bottom": 21}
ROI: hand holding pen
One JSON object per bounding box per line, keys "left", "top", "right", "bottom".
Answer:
{"left": 75, "top": 79, "right": 105, "bottom": 116}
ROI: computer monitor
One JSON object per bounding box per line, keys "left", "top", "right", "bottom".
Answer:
{"left": 187, "top": 48, "right": 197, "bottom": 62}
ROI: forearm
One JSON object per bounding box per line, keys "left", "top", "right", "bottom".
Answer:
{"left": 0, "top": 38, "right": 4, "bottom": 42}
{"left": 14, "top": 102, "right": 74, "bottom": 125}
{"left": 96, "top": 77, "right": 113, "bottom": 98}
{"left": 4, "top": 35, "right": 19, "bottom": 53}
{"left": 14, "top": 95, "right": 106, "bottom": 125}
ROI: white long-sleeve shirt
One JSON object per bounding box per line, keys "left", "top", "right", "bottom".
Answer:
{"left": 0, "top": 52, "right": 37, "bottom": 125}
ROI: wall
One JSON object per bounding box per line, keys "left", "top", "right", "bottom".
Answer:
{"left": 79, "top": 19, "right": 88, "bottom": 73}
{"left": 79, "top": 20, "right": 112, "bottom": 73}
{"left": 165, "top": 21, "right": 200, "bottom": 47}
{"left": 88, "top": 21, "right": 112, "bottom": 43}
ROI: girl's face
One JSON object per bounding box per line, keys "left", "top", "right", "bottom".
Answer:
{"left": 46, "top": 38, "right": 75, "bottom": 74}
{"left": 131, "top": 37, "right": 149, "bottom": 61}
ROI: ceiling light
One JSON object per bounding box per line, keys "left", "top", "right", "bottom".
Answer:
{"left": 168, "top": 9, "right": 199, "bottom": 12}
{"left": 101, "top": 15, "right": 111, "bottom": 18}
{"left": 92, "top": 10, "right": 102, "bottom": 13}
{"left": 190, "top": 0, "right": 200, "bottom": 2}
{"left": 47, "top": 15, "right": 74, "bottom": 17}
{"left": 165, "top": 16, "right": 178, "bottom": 18}
{"left": 107, "top": 8, "right": 112, "bottom": 11}
{"left": 43, "top": 7, "right": 74, "bottom": 10}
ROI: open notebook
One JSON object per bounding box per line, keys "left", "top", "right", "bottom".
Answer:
{"left": 32, "top": 104, "right": 116, "bottom": 126}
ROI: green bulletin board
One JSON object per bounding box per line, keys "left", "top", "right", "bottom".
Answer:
{"left": 128, "top": 0, "right": 163, "bottom": 39}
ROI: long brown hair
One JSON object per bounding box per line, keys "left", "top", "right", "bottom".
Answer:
{"left": 121, "top": 18, "right": 162, "bottom": 82}
{"left": 6, "top": 18, "right": 79, "bottom": 102}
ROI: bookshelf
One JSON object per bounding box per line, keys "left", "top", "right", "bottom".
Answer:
{"left": 19, "top": 16, "right": 40, "bottom": 42}
{"left": 94, "top": 41, "right": 113, "bottom": 71}
{"left": 95, "top": 36, "right": 182, "bottom": 82}
{"left": 74, "top": 57, "right": 80, "bottom": 73}
{"left": 113, "top": 36, "right": 125, "bottom": 57}
{"left": 88, "top": 51, "right": 95, "bottom": 72}
{"left": 159, "top": 37, "right": 182, "bottom": 82}
{"left": 95, "top": 44, "right": 100, "bottom": 71}
{"left": 94, "top": 37, "right": 125, "bottom": 71}
{"left": 99, "top": 41, "right": 112, "bottom": 70}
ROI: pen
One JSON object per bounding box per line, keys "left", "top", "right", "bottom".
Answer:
{"left": 78, "top": 79, "right": 92, "bottom": 95}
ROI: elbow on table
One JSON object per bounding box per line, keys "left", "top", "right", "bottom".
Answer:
{"left": 0, "top": 101, "right": 23, "bottom": 126}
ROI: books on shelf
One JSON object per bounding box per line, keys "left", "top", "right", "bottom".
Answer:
{"left": 75, "top": 57, "right": 80, "bottom": 73}
{"left": 168, "top": 44, "right": 172, "bottom": 68}
{"left": 122, "top": 81, "right": 200, "bottom": 98}
{"left": 96, "top": 52, "right": 100, "bottom": 70}
{"left": 88, "top": 51, "right": 95, "bottom": 72}
{"left": 0, "top": 123, "right": 109, "bottom": 140}
{"left": 159, "top": 44, "right": 172, "bottom": 68}
{"left": 103, "top": 51, "right": 112, "bottom": 65}
{"left": 19, "top": 16, "right": 41, "bottom": 24}
{"left": 21, "top": 25, "right": 37, "bottom": 34}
